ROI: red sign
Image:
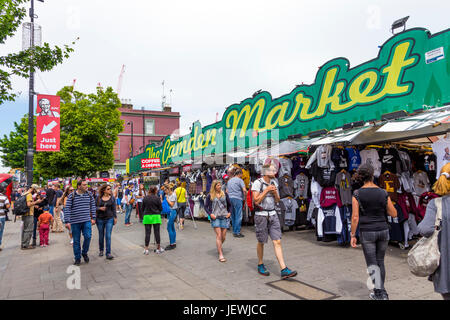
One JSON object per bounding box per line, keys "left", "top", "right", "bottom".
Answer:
{"left": 36, "top": 95, "right": 60, "bottom": 152}
{"left": 182, "top": 165, "right": 192, "bottom": 172}
{"left": 141, "top": 158, "right": 161, "bottom": 169}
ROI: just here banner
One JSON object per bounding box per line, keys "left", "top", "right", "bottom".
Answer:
{"left": 128, "top": 27, "right": 450, "bottom": 173}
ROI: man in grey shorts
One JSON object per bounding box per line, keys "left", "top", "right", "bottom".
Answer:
{"left": 252, "top": 164, "right": 297, "bottom": 279}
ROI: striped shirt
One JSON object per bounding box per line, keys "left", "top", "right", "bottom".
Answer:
{"left": 63, "top": 191, "right": 96, "bottom": 224}
{"left": 0, "top": 193, "right": 10, "bottom": 216}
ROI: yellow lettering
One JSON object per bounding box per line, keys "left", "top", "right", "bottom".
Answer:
{"left": 297, "top": 93, "right": 315, "bottom": 121}
{"left": 347, "top": 70, "right": 379, "bottom": 104}
{"left": 225, "top": 99, "right": 265, "bottom": 140}
{"left": 162, "top": 139, "right": 171, "bottom": 165}
{"left": 264, "top": 103, "right": 286, "bottom": 130}
{"left": 316, "top": 67, "right": 352, "bottom": 114}
{"left": 196, "top": 133, "right": 204, "bottom": 151}
{"left": 381, "top": 41, "right": 416, "bottom": 95}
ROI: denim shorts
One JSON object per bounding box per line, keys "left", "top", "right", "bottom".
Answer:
{"left": 211, "top": 217, "right": 230, "bottom": 229}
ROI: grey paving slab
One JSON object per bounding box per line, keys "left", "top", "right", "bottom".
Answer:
{"left": 0, "top": 209, "right": 442, "bottom": 300}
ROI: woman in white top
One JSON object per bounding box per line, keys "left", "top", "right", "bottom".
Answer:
{"left": 165, "top": 184, "right": 178, "bottom": 251}
{"left": 135, "top": 184, "right": 146, "bottom": 223}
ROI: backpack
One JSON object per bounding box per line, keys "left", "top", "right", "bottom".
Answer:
{"left": 13, "top": 194, "right": 29, "bottom": 216}
{"left": 407, "top": 197, "right": 442, "bottom": 277}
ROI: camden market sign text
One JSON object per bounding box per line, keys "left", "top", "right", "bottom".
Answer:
{"left": 128, "top": 28, "right": 450, "bottom": 173}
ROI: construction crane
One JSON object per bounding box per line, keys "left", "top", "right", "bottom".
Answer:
{"left": 117, "top": 65, "right": 126, "bottom": 98}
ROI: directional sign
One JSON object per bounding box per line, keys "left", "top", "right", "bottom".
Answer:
{"left": 36, "top": 94, "right": 60, "bottom": 152}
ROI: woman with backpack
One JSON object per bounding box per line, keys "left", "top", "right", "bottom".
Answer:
{"left": 205, "top": 180, "right": 231, "bottom": 262}
{"left": 96, "top": 184, "right": 117, "bottom": 260}
{"left": 418, "top": 163, "right": 450, "bottom": 300}
{"left": 350, "top": 164, "right": 397, "bottom": 300}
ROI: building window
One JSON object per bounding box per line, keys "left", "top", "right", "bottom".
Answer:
{"left": 145, "top": 119, "right": 155, "bottom": 135}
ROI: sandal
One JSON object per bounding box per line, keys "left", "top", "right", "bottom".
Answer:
{"left": 219, "top": 257, "right": 227, "bottom": 262}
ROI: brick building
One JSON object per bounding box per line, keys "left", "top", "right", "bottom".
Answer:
{"left": 113, "top": 103, "right": 180, "bottom": 173}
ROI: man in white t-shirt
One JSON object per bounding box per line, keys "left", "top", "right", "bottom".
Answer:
{"left": 252, "top": 164, "right": 297, "bottom": 279}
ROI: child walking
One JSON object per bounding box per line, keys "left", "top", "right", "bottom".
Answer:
{"left": 38, "top": 207, "right": 54, "bottom": 247}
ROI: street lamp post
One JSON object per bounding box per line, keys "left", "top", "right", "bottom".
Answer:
{"left": 127, "top": 121, "right": 134, "bottom": 157}
{"left": 26, "top": 0, "right": 44, "bottom": 188}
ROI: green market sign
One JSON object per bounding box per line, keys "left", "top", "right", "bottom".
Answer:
{"left": 128, "top": 28, "right": 450, "bottom": 173}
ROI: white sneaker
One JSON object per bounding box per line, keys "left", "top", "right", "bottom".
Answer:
{"left": 70, "top": 239, "right": 73, "bottom": 245}
{"left": 154, "top": 248, "right": 165, "bottom": 254}
{"left": 143, "top": 249, "right": 149, "bottom": 255}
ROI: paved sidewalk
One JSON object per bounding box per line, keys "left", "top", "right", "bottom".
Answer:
{"left": 0, "top": 211, "right": 442, "bottom": 300}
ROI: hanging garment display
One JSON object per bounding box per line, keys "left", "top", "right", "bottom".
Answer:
{"left": 279, "top": 156, "right": 293, "bottom": 177}
{"left": 317, "top": 204, "right": 343, "bottom": 237}
{"left": 291, "top": 156, "right": 308, "bottom": 179}
{"left": 398, "top": 150, "right": 412, "bottom": 173}
{"left": 399, "top": 172, "right": 414, "bottom": 193}
{"left": 320, "top": 186, "right": 343, "bottom": 208}
{"left": 432, "top": 135, "right": 450, "bottom": 179}
{"left": 335, "top": 170, "right": 352, "bottom": 206}
{"left": 331, "top": 147, "right": 349, "bottom": 170}
{"left": 345, "top": 147, "right": 361, "bottom": 172}
{"left": 416, "top": 192, "right": 440, "bottom": 222}
{"left": 278, "top": 175, "right": 295, "bottom": 199}
{"left": 379, "top": 171, "right": 401, "bottom": 202}
{"left": 294, "top": 173, "right": 309, "bottom": 199}
{"left": 296, "top": 197, "right": 309, "bottom": 226}
{"left": 412, "top": 170, "right": 430, "bottom": 196}
{"left": 280, "top": 197, "right": 298, "bottom": 227}
{"left": 378, "top": 148, "right": 401, "bottom": 174}
{"left": 306, "top": 145, "right": 334, "bottom": 169}
{"left": 360, "top": 149, "right": 382, "bottom": 177}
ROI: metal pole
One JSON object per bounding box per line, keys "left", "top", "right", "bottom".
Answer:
{"left": 142, "top": 107, "right": 145, "bottom": 151}
{"left": 26, "top": 0, "right": 35, "bottom": 188}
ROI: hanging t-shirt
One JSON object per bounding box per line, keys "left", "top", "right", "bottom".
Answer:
{"left": 378, "top": 148, "right": 401, "bottom": 174}
{"left": 331, "top": 148, "right": 349, "bottom": 170}
{"left": 398, "top": 151, "right": 412, "bottom": 173}
{"left": 432, "top": 137, "right": 450, "bottom": 179}
{"left": 278, "top": 175, "right": 295, "bottom": 199}
{"left": 279, "top": 157, "right": 293, "bottom": 177}
{"left": 280, "top": 198, "right": 298, "bottom": 226}
{"left": 294, "top": 173, "right": 309, "bottom": 199}
{"left": 317, "top": 167, "right": 337, "bottom": 188}
{"left": 310, "top": 178, "right": 322, "bottom": 208}
{"left": 412, "top": 171, "right": 430, "bottom": 196}
{"left": 320, "top": 186, "right": 343, "bottom": 208}
{"left": 378, "top": 172, "right": 401, "bottom": 202}
{"left": 360, "top": 149, "right": 382, "bottom": 177}
{"left": 317, "top": 204, "right": 343, "bottom": 237}
{"left": 346, "top": 147, "right": 361, "bottom": 172}
{"left": 291, "top": 156, "right": 307, "bottom": 179}
{"left": 335, "top": 170, "right": 352, "bottom": 206}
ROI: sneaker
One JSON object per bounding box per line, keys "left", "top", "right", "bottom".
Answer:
{"left": 70, "top": 239, "right": 73, "bottom": 245}
{"left": 43, "top": 244, "right": 48, "bottom": 247}
{"left": 74, "top": 259, "right": 81, "bottom": 266}
{"left": 258, "top": 264, "right": 270, "bottom": 276}
{"left": 154, "top": 248, "right": 165, "bottom": 254}
{"left": 369, "top": 289, "right": 383, "bottom": 300}
{"left": 82, "top": 254, "right": 89, "bottom": 263}
{"left": 237, "top": 234, "right": 245, "bottom": 238}
{"left": 281, "top": 267, "right": 298, "bottom": 279}
{"left": 143, "top": 249, "right": 149, "bottom": 255}
{"left": 379, "top": 289, "right": 389, "bottom": 300}
{"left": 106, "top": 254, "right": 114, "bottom": 260}
{"left": 180, "top": 224, "right": 184, "bottom": 230}
{"left": 165, "top": 244, "right": 176, "bottom": 250}
{"left": 40, "top": 244, "right": 44, "bottom": 248}
{"left": 99, "top": 251, "right": 104, "bottom": 257}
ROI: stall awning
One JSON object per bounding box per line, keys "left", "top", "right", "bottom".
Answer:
{"left": 311, "top": 126, "right": 372, "bottom": 145}
{"left": 352, "top": 107, "right": 450, "bottom": 145}
{"left": 248, "top": 138, "right": 320, "bottom": 159}
{"left": 377, "top": 107, "right": 450, "bottom": 132}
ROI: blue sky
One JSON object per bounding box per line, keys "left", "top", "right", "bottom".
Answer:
{"left": 1, "top": 0, "right": 449, "bottom": 173}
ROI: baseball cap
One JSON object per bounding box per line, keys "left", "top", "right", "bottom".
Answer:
{"left": 223, "top": 174, "right": 229, "bottom": 180}
{"left": 30, "top": 184, "right": 39, "bottom": 190}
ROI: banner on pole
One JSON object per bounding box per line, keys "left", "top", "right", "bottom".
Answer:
{"left": 36, "top": 95, "right": 60, "bottom": 152}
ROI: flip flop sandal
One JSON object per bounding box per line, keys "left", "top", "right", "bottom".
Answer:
{"left": 219, "top": 257, "right": 227, "bottom": 262}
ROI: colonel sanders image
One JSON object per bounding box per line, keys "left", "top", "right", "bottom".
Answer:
{"left": 37, "top": 98, "right": 60, "bottom": 117}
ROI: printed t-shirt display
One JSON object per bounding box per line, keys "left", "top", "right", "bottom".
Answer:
{"left": 432, "top": 136, "right": 450, "bottom": 179}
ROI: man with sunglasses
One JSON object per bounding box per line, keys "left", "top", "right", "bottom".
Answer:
{"left": 252, "top": 164, "right": 297, "bottom": 279}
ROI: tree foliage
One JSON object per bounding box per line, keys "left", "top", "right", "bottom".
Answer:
{"left": 0, "top": 114, "right": 32, "bottom": 169}
{"left": 34, "top": 86, "right": 124, "bottom": 178}
{"left": 0, "top": 0, "right": 75, "bottom": 104}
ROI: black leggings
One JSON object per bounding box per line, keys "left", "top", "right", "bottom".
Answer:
{"left": 137, "top": 202, "right": 144, "bottom": 220}
{"left": 360, "top": 229, "right": 390, "bottom": 290}
{"left": 145, "top": 224, "right": 160, "bottom": 246}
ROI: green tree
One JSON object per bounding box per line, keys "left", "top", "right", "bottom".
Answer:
{"left": 34, "top": 86, "right": 124, "bottom": 178}
{"left": 0, "top": 0, "right": 75, "bottom": 104}
{"left": 0, "top": 114, "right": 32, "bottom": 169}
